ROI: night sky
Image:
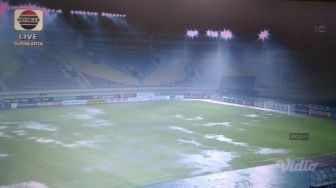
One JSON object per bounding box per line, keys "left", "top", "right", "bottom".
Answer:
{"left": 6, "top": 0, "right": 336, "bottom": 34}
{"left": 5, "top": 0, "right": 336, "bottom": 64}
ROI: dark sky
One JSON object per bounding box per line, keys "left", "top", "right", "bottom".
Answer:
{"left": 6, "top": 0, "right": 336, "bottom": 53}
{"left": 7, "top": 0, "right": 336, "bottom": 34}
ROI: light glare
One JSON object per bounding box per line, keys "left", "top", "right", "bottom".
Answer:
{"left": 186, "top": 29, "right": 199, "bottom": 39}
{"left": 220, "top": 29, "right": 233, "bottom": 40}
{"left": 258, "top": 29, "right": 270, "bottom": 41}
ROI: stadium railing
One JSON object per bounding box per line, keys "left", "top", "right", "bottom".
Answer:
{"left": 215, "top": 95, "right": 336, "bottom": 120}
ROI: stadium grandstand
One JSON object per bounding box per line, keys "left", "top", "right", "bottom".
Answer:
{"left": 0, "top": 30, "right": 224, "bottom": 92}
{"left": 1, "top": 27, "right": 335, "bottom": 104}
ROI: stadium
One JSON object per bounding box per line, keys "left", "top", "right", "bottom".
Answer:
{"left": 0, "top": 0, "right": 336, "bottom": 187}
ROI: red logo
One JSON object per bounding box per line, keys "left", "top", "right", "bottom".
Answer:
{"left": 17, "top": 10, "right": 40, "bottom": 30}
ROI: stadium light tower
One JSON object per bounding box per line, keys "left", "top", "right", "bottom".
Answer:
{"left": 258, "top": 29, "right": 270, "bottom": 41}
{"left": 206, "top": 30, "right": 219, "bottom": 38}
{"left": 220, "top": 29, "right": 233, "bottom": 40}
{"left": 101, "top": 12, "right": 126, "bottom": 18}
{"left": 70, "top": 10, "right": 98, "bottom": 16}
{"left": 186, "top": 29, "right": 199, "bottom": 39}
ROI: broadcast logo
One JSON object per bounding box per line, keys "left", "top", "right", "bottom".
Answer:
{"left": 14, "top": 9, "right": 43, "bottom": 31}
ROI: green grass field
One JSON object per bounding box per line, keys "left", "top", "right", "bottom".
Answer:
{"left": 0, "top": 100, "right": 335, "bottom": 188}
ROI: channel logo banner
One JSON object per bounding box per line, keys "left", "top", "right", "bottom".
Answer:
{"left": 14, "top": 9, "right": 43, "bottom": 31}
